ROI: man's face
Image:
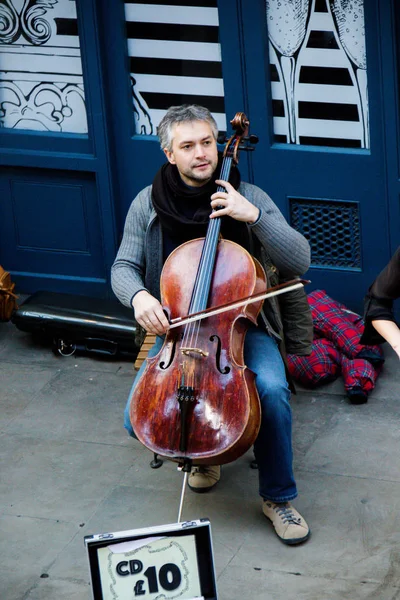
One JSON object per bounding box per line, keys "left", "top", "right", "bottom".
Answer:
{"left": 163, "top": 120, "right": 218, "bottom": 187}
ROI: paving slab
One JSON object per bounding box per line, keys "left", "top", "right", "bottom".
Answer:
{"left": 0, "top": 514, "right": 79, "bottom": 600}
{"left": 3, "top": 366, "right": 134, "bottom": 445}
{"left": 0, "top": 433, "right": 136, "bottom": 522}
{"left": 301, "top": 396, "right": 400, "bottom": 481}
{"left": 24, "top": 579, "right": 92, "bottom": 600}
{"left": 218, "top": 567, "right": 400, "bottom": 600}
{"left": 290, "top": 391, "right": 344, "bottom": 459}
{"left": 0, "top": 363, "right": 56, "bottom": 431}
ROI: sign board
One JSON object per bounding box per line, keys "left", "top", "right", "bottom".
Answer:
{"left": 85, "top": 518, "right": 217, "bottom": 600}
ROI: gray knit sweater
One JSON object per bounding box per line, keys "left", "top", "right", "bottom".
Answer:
{"left": 111, "top": 182, "right": 311, "bottom": 322}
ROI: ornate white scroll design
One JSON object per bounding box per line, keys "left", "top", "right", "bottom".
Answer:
{"left": 0, "top": 81, "right": 85, "bottom": 131}
{"left": 0, "top": 0, "right": 88, "bottom": 133}
{"left": 0, "top": 0, "right": 57, "bottom": 46}
{"left": 20, "top": 0, "right": 58, "bottom": 45}
{"left": 0, "top": 0, "right": 20, "bottom": 43}
{"left": 130, "top": 76, "right": 154, "bottom": 135}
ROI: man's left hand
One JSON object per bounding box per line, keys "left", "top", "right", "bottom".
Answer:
{"left": 211, "top": 180, "right": 260, "bottom": 224}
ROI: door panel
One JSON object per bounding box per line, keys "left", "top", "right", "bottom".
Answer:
{"left": 241, "top": 0, "right": 389, "bottom": 312}
{"left": 0, "top": 0, "right": 116, "bottom": 297}
{"left": 0, "top": 168, "right": 106, "bottom": 294}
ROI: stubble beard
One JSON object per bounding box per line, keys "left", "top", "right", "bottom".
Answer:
{"left": 185, "top": 159, "right": 217, "bottom": 186}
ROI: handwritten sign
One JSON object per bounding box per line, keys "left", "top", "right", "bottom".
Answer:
{"left": 97, "top": 535, "right": 202, "bottom": 599}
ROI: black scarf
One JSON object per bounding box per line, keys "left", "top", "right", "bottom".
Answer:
{"left": 151, "top": 154, "right": 250, "bottom": 252}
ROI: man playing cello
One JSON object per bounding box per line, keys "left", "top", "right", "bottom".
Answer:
{"left": 111, "top": 104, "right": 312, "bottom": 545}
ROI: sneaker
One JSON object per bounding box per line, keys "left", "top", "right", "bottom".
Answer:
{"left": 188, "top": 465, "right": 221, "bottom": 493}
{"left": 262, "top": 500, "right": 310, "bottom": 545}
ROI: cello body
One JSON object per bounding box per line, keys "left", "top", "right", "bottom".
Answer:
{"left": 129, "top": 237, "right": 266, "bottom": 465}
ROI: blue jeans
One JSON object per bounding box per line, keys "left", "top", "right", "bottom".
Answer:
{"left": 124, "top": 325, "right": 297, "bottom": 503}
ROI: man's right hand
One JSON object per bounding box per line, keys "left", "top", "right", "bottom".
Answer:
{"left": 132, "top": 290, "right": 169, "bottom": 335}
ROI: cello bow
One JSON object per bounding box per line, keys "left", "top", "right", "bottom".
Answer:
{"left": 169, "top": 278, "right": 310, "bottom": 329}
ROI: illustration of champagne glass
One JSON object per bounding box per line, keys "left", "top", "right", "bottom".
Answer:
{"left": 266, "top": 0, "right": 310, "bottom": 143}
{"left": 330, "top": 0, "right": 369, "bottom": 148}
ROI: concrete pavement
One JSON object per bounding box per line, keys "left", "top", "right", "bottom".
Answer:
{"left": 1, "top": 316, "right": 400, "bottom": 600}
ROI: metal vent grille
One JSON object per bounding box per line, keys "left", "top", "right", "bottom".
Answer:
{"left": 290, "top": 198, "right": 361, "bottom": 269}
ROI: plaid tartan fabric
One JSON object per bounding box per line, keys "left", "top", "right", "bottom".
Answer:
{"left": 287, "top": 338, "right": 340, "bottom": 387}
{"left": 287, "top": 290, "right": 384, "bottom": 396}
{"left": 308, "top": 290, "right": 384, "bottom": 363}
{"left": 340, "top": 354, "right": 380, "bottom": 394}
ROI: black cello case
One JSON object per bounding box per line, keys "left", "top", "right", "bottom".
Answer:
{"left": 11, "top": 291, "right": 143, "bottom": 358}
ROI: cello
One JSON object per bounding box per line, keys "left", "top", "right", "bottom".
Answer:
{"left": 129, "top": 114, "right": 296, "bottom": 470}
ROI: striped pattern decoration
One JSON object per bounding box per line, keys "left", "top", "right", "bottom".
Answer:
{"left": 268, "top": 0, "right": 369, "bottom": 148}
{"left": 124, "top": 0, "right": 226, "bottom": 135}
{"left": 0, "top": 0, "right": 87, "bottom": 133}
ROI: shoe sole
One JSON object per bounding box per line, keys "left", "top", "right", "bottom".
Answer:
{"left": 187, "top": 481, "right": 218, "bottom": 494}
{"left": 281, "top": 529, "right": 311, "bottom": 545}
{"left": 263, "top": 513, "right": 311, "bottom": 545}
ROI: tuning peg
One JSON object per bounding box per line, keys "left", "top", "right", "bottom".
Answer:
{"left": 217, "top": 132, "right": 227, "bottom": 144}
{"left": 242, "top": 135, "right": 259, "bottom": 144}
{"left": 238, "top": 144, "right": 255, "bottom": 152}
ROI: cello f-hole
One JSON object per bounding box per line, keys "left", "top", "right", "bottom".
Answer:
{"left": 210, "top": 334, "right": 230, "bottom": 375}
{"left": 159, "top": 337, "right": 177, "bottom": 370}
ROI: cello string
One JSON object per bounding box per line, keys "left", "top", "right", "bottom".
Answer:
{"left": 183, "top": 224, "right": 216, "bottom": 351}
{"left": 189, "top": 156, "right": 232, "bottom": 352}
{"left": 182, "top": 180, "right": 224, "bottom": 349}
{"left": 193, "top": 152, "right": 232, "bottom": 318}
{"left": 183, "top": 155, "right": 231, "bottom": 349}
{"left": 187, "top": 156, "right": 230, "bottom": 351}
{"left": 176, "top": 149, "right": 235, "bottom": 456}
{"left": 181, "top": 152, "right": 233, "bottom": 370}
{"left": 182, "top": 225, "right": 215, "bottom": 348}
{"left": 192, "top": 154, "right": 232, "bottom": 348}
{"left": 195, "top": 155, "right": 231, "bottom": 319}
{"left": 182, "top": 221, "right": 215, "bottom": 349}
{"left": 194, "top": 155, "right": 231, "bottom": 320}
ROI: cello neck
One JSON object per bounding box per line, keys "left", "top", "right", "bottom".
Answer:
{"left": 186, "top": 112, "right": 250, "bottom": 317}
{"left": 187, "top": 153, "right": 234, "bottom": 315}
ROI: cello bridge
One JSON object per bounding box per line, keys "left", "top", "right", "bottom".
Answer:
{"left": 180, "top": 347, "right": 209, "bottom": 358}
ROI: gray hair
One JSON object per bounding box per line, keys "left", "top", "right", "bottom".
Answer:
{"left": 157, "top": 104, "right": 218, "bottom": 152}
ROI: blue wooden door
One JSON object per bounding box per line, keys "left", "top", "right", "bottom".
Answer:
{"left": 0, "top": 0, "right": 116, "bottom": 297}
{"left": 240, "top": 0, "right": 390, "bottom": 312}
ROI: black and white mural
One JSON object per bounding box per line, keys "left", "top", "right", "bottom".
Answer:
{"left": 0, "top": 0, "right": 87, "bottom": 133}
{"left": 124, "top": 0, "right": 226, "bottom": 136}
{"left": 267, "top": 0, "right": 368, "bottom": 148}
